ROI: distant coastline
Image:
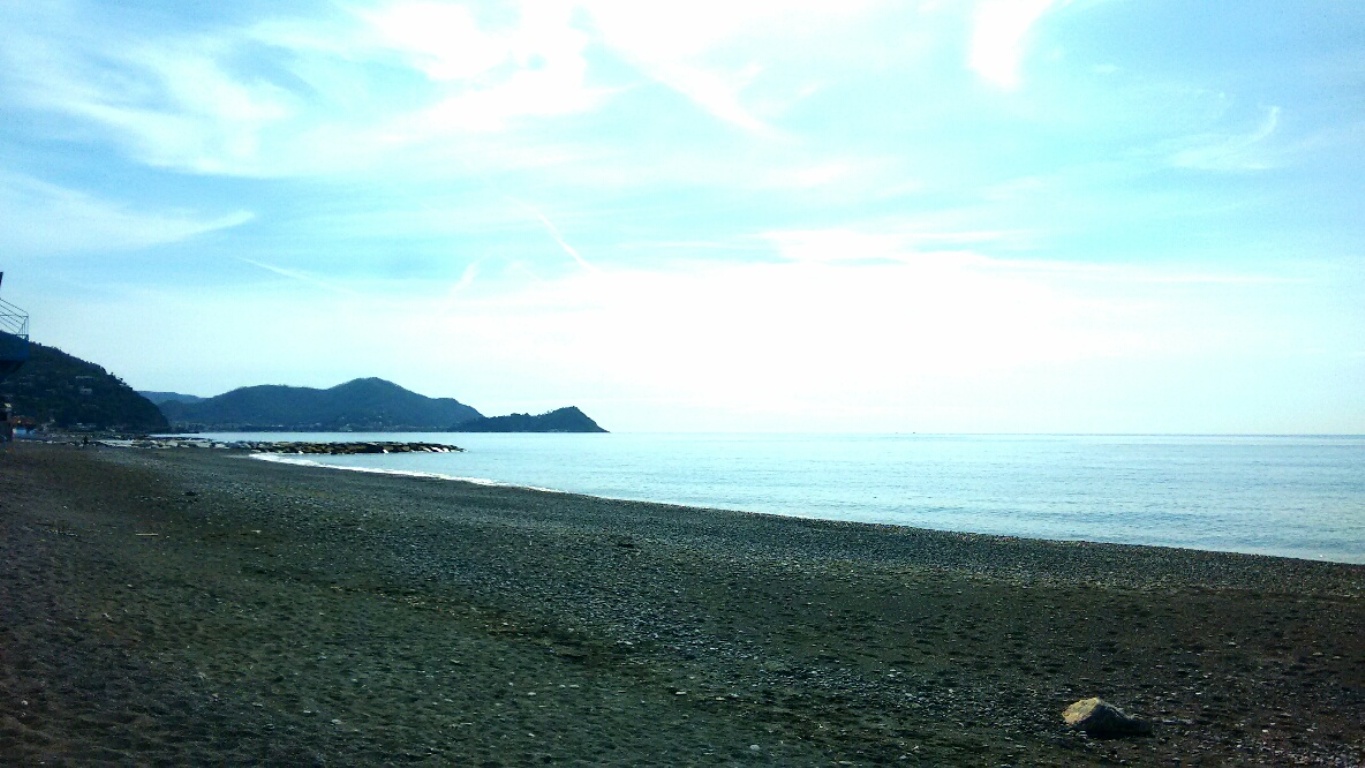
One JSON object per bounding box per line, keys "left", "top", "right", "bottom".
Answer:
{"left": 145, "top": 378, "right": 606, "bottom": 433}
{"left": 4, "top": 341, "right": 607, "bottom": 435}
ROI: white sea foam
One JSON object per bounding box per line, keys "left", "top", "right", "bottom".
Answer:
{"left": 252, "top": 452, "right": 567, "bottom": 494}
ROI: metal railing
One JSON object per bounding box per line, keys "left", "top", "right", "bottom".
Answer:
{"left": 0, "top": 295, "right": 29, "bottom": 368}
{"left": 0, "top": 296, "right": 28, "bottom": 338}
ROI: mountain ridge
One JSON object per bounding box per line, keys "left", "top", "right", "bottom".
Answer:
{"left": 140, "top": 391, "right": 206, "bottom": 405}
{"left": 151, "top": 378, "right": 608, "bottom": 433}
{"left": 454, "top": 406, "right": 607, "bottom": 433}
{"left": 156, "top": 378, "right": 484, "bottom": 432}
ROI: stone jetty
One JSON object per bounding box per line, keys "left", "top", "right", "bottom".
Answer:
{"left": 106, "top": 437, "right": 463, "bottom": 455}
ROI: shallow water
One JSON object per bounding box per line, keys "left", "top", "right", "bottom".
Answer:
{"left": 191, "top": 432, "right": 1365, "bottom": 564}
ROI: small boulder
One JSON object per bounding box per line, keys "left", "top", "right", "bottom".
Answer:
{"left": 1062, "top": 697, "right": 1152, "bottom": 737}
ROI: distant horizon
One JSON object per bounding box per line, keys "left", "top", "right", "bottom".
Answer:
{"left": 131, "top": 373, "right": 1363, "bottom": 437}
{"left": 167, "top": 423, "right": 1365, "bottom": 440}
{"left": 5, "top": 1, "right": 1363, "bottom": 434}
{"left": 135, "top": 374, "right": 1362, "bottom": 437}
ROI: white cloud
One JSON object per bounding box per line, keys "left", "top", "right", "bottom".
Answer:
{"left": 0, "top": 0, "right": 606, "bottom": 176}
{"left": 583, "top": 0, "right": 873, "bottom": 59}
{"left": 363, "top": 2, "right": 511, "bottom": 82}
{"left": 0, "top": 7, "right": 298, "bottom": 175}
{"left": 645, "top": 62, "right": 774, "bottom": 135}
{"left": 764, "top": 229, "right": 910, "bottom": 263}
{"left": 1169, "top": 105, "right": 1283, "bottom": 171}
{"left": 508, "top": 200, "right": 601, "bottom": 273}
{"left": 399, "top": 231, "right": 1242, "bottom": 412}
{"left": 363, "top": 1, "right": 605, "bottom": 133}
{"left": 580, "top": 0, "right": 881, "bottom": 133}
{"left": 233, "top": 257, "right": 360, "bottom": 296}
{"left": 0, "top": 172, "right": 253, "bottom": 256}
{"left": 968, "top": 0, "right": 1062, "bottom": 89}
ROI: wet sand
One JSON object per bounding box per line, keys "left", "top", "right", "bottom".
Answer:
{"left": 2, "top": 442, "right": 1362, "bottom": 766}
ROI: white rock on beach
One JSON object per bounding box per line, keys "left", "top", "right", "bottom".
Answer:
{"left": 1062, "top": 697, "right": 1152, "bottom": 737}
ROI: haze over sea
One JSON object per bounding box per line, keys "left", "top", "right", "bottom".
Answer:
{"left": 188, "top": 432, "right": 1365, "bottom": 565}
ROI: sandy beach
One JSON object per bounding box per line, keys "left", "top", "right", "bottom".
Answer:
{"left": 2, "top": 442, "right": 1361, "bottom": 766}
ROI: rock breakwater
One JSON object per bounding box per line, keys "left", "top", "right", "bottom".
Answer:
{"left": 107, "top": 437, "right": 463, "bottom": 455}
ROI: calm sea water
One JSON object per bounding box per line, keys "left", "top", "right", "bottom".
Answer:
{"left": 193, "top": 432, "right": 1365, "bottom": 564}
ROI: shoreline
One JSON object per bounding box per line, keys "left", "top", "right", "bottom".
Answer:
{"left": 36, "top": 431, "right": 1365, "bottom": 565}
{"left": 253, "top": 451, "right": 1363, "bottom": 569}
{"left": 3, "top": 443, "right": 1362, "bottom": 765}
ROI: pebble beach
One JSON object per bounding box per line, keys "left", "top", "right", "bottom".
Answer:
{"left": 2, "top": 442, "right": 1362, "bottom": 766}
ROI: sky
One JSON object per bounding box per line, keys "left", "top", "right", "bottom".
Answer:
{"left": 1, "top": 0, "right": 1363, "bottom": 433}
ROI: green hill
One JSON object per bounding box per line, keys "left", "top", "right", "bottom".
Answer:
{"left": 139, "top": 391, "right": 205, "bottom": 405}
{"left": 453, "top": 406, "right": 607, "bottom": 433}
{"left": 0, "top": 343, "right": 606, "bottom": 434}
{"left": 1, "top": 342, "right": 169, "bottom": 432}
{"left": 158, "top": 378, "right": 484, "bottom": 432}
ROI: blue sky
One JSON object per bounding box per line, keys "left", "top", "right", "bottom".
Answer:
{"left": 2, "top": 0, "right": 1362, "bottom": 432}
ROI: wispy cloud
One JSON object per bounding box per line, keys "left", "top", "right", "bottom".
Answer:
{"left": 1169, "top": 105, "right": 1283, "bottom": 171}
{"left": 0, "top": 5, "right": 298, "bottom": 175}
{"left": 233, "top": 257, "right": 360, "bottom": 296}
{"left": 514, "top": 201, "right": 601, "bottom": 274}
{"left": 450, "top": 260, "right": 481, "bottom": 294}
{"left": 0, "top": 0, "right": 608, "bottom": 177}
{"left": 639, "top": 62, "right": 774, "bottom": 135}
{"left": 364, "top": 1, "right": 607, "bottom": 134}
{"left": 581, "top": 0, "right": 879, "bottom": 134}
{"left": 0, "top": 171, "right": 253, "bottom": 255}
{"left": 760, "top": 225, "right": 1300, "bottom": 288}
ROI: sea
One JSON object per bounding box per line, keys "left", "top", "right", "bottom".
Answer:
{"left": 190, "top": 432, "right": 1365, "bottom": 565}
